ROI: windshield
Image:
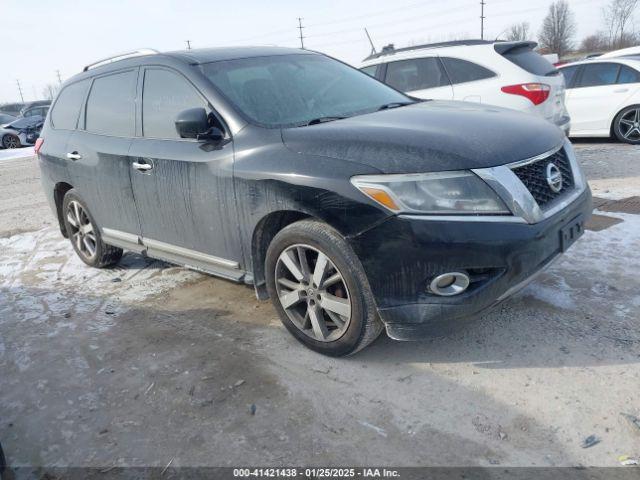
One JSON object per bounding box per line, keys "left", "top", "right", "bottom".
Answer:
{"left": 199, "top": 54, "right": 410, "bottom": 128}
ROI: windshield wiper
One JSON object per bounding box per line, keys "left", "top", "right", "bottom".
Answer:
{"left": 377, "top": 101, "right": 413, "bottom": 111}
{"left": 305, "top": 116, "right": 346, "bottom": 126}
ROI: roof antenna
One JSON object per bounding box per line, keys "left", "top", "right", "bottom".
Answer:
{"left": 364, "top": 28, "right": 377, "bottom": 55}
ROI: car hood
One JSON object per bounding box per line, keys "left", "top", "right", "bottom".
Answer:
{"left": 5, "top": 115, "right": 44, "bottom": 130}
{"left": 282, "top": 101, "right": 565, "bottom": 174}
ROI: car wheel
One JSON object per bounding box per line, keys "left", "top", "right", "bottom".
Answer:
{"left": 265, "top": 219, "right": 384, "bottom": 356}
{"left": 613, "top": 105, "right": 640, "bottom": 144}
{"left": 2, "top": 134, "right": 21, "bottom": 149}
{"left": 62, "top": 190, "right": 123, "bottom": 268}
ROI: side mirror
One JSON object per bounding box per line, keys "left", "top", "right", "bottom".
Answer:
{"left": 175, "top": 108, "right": 224, "bottom": 142}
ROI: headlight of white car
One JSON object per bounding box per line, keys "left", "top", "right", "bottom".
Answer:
{"left": 351, "top": 171, "right": 510, "bottom": 214}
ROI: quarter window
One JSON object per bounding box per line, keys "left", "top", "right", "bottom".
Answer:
{"left": 143, "top": 69, "right": 207, "bottom": 139}
{"left": 576, "top": 63, "right": 620, "bottom": 87}
{"left": 85, "top": 70, "right": 137, "bottom": 136}
{"left": 617, "top": 65, "right": 640, "bottom": 84}
{"left": 51, "top": 81, "right": 89, "bottom": 130}
{"left": 360, "top": 65, "right": 378, "bottom": 77}
{"left": 441, "top": 57, "right": 496, "bottom": 84}
{"left": 560, "top": 65, "right": 580, "bottom": 88}
{"left": 385, "top": 57, "right": 448, "bottom": 92}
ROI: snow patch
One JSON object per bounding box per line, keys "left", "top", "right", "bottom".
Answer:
{"left": 525, "top": 276, "right": 576, "bottom": 310}
{"left": 0, "top": 147, "right": 35, "bottom": 161}
{"left": 0, "top": 227, "right": 201, "bottom": 334}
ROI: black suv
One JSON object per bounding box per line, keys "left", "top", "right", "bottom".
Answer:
{"left": 37, "top": 47, "right": 591, "bottom": 356}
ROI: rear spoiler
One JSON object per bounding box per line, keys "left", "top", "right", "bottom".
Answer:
{"left": 493, "top": 41, "right": 538, "bottom": 55}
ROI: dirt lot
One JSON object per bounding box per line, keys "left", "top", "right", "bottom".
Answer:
{"left": 1, "top": 141, "right": 639, "bottom": 469}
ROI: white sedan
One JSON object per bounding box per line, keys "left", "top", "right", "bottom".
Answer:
{"left": 558, "top": 57, "right": 640, "bottom": 144}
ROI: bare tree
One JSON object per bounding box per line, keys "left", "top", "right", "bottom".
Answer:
{"left": 505, "top": 22, "right": 531, "bottom": 41}
{"left": 538, "top": 0, "right": 576, "bottom": 57}
{"left": 580, "top": 33, "right": 609, "bottom": 52}
{"left": 603, "top": 0, "right": 638, "bottom": 49}
{"left": 42, "top": 84, "right": 60, "bottom": 101}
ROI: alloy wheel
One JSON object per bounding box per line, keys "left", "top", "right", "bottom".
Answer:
{"left": 3, "top": 135, "right": 19, "bottom": 149}
{"left": 618, "top": 108, "right": 640, "bottom": 142}
{"left": 274, "top": 244, "right": 352, "bottom": 342}
{"left": 66, "top": 200, "right": 97, "bottom": 260}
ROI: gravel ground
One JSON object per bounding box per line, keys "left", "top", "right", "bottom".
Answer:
{"left": 0, "top": 142, "right": 639, "bottom": 470}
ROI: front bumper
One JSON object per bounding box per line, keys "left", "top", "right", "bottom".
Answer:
{"left": 349, "top": 187, "right": 592, "bottom": 340}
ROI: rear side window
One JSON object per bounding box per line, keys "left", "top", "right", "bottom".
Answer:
{"left": 51, "top": 81, "right": 89, "bottom": 130}
{"left": 385, "top": 57, "right": 448, "bottom": 92}
{"left": 85, "top": 70, "right": 137, "bottom": 136}
{"left": 143, "top": 69, "right": 207, "bottom": 139}
{"left": 360, "top": 65, "right": 378, "bottom": 77}
{"left": 24, "top": 108, "right": 46, "bottom": 117}
{"left": 560, "top": 65, "right": 580, "bottom": 88}
{"left": 618, "top": 65, "right": 640, "bottom": 84}
{"left": 441, "top": 57, "right": 495, "bottom": 85}
{"left": 499, "top": 46, "right": 557, "bottom": 76}
{"left": 577, "top": 63, "right": 620, "bottom": 87}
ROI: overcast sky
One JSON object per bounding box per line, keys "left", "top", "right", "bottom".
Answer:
{"left": 1, "top": 0, "right": 614, "bottom": 104}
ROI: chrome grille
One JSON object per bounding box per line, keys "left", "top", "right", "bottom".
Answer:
{"left": 511, "top": 148, "right": 574, "bottom": 208}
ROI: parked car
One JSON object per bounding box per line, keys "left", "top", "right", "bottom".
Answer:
{"left": 0, "top": 115, "right": 44, "bottom": 148}
{"left": 359, "top": 40, "right": 571, "bottom": 134}
{"left": 20, "top": 100, "right": 51, "bottom": 118}
{"left": 38, "top": 47, "right": 591, "bottom": 355}
{"left": 0, "top": 113, "right": 16, "bottom": 125}
{"left": 599, "top": 46, "right": 640, "bottom": 58}
{"left": 0, "top": 102, "right": 25, "bottom": 116}
{"left": 558, "top": 56, "right": 640, "bottom": 143}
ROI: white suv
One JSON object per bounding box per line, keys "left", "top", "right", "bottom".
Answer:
{"left": 360, "top": 40, "right": 570, "bottom": 134}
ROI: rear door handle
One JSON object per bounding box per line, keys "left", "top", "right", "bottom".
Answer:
{"left": 132, "top": 160, "right": 153, "bottom": 172}
{"left": 66, "top": 152, "right": 82, "bottom": 160}
{"left": 614, "top": 88, "right": 629, "bottom": 93}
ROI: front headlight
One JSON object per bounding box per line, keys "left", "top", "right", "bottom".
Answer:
{"left": 351, "top": 171, "right": 510, "bottom": 214}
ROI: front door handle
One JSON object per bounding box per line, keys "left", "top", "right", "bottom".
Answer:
{"left": 132, "top": 160, "right": 153, "bottom": 172}
{"left": 614, "top": 88, "right": 629, "bottom": 93}
{"left": 66, "top": 152, "right": 82, "bottom": 160}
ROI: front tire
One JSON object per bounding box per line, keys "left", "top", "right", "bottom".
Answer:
{"left": 265, "top": 219, "right": 384, "bottom": 356}
{"left": 2, "top": 134, "right": 21, "bottom": 149}
{"left": 62, "top": 190, "right": 123, "bottom": 268}
{"left": 613, "top": 105, "right": 640, "bottom": 144}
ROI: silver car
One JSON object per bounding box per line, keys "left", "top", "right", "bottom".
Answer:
{"left": 0, "top": 115, "right": 44, "bottom": 149}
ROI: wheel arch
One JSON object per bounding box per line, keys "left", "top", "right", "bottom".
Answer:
{"left": 54, "top": 182, "right": 74, "bottom": 238}
{"left": 251, "top": 210, "right": 314, "bottom": 300}
{"left": 610, "top": 103, "right": 640, "bottom": 137}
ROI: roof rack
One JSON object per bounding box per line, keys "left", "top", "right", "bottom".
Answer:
{"left": 363, "top": 39, "right": 495, "bottom": 62}
{"left": 83, "top": 49, "right": 160, "bottom": 72}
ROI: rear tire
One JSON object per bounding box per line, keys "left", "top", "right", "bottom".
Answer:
{"left": 2, "top": 134, "right": 20, "bottom": 149}
{"left": 613, "top": 105, "right": 640, "bottom": 144}
{"left": 62, "top": 190, "right": 123, "bottom": 268}
{"left": 265, "top": 219, "right": 384, "bottom": 356}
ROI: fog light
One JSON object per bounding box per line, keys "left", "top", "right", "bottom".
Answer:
{"left": 429, "top": 272, "right": 470, "bottom": 296}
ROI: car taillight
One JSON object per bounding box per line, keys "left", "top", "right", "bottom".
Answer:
{"left": 501, "top": 83, "right": 551, "bottom": 105}
{"left": 34, "top": 138, "right": 44, "bottom": 155}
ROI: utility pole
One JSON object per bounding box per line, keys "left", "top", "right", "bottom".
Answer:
{"left": 186, "top": 40, "right": 192, "bottom": 50}
{"left": 16, "top": 79, "right": 24, "bottom": 102}
{"left": 297, "top": 17, "right": 305, "bottom": 49}
{"left": 56, "top": 70, "right": 63, "bottom": 84}
{"left": 480, "top": 0, "right": 486, "bottom": 40}
{"left": 364, "top": 28, "right": 377, "bottom": 55}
